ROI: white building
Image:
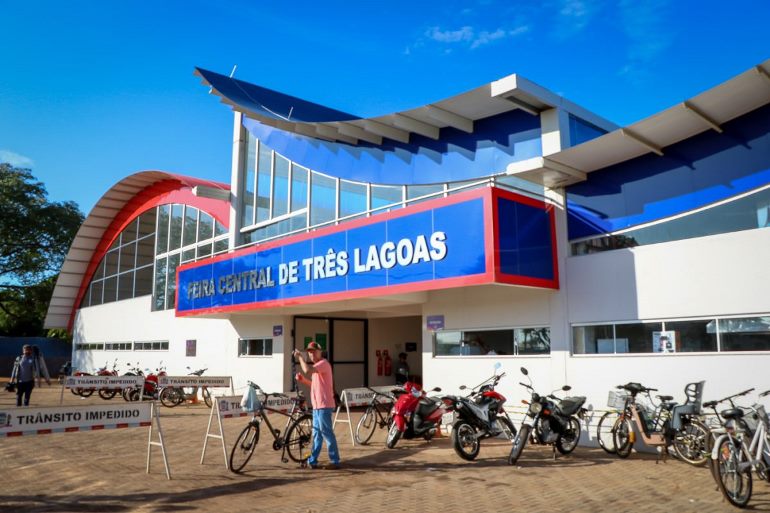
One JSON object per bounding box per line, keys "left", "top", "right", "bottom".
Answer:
{"left": 46, "top": 60, "right": 770, "bottom": 427}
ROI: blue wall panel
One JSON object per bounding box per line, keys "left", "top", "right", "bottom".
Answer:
{"left": 497, "top": 198, "right": 554, "bottom": 280}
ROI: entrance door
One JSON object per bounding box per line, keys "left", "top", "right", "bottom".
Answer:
{"left": 293, "top": 316, "right": 368, "bottom": 391}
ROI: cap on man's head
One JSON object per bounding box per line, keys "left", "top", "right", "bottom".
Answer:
{"left": 22, "top": 344, "right": 32, "bottom": 350}
{"left": 306, "top": 341, "right": 322, "bottom": 352}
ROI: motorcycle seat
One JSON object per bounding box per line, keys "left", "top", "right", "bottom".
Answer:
{"left": 558, "top": 396, "right": 586, "bottom": 416}
{"left": 417, "top": 399, "right": 439, "bottom": 417}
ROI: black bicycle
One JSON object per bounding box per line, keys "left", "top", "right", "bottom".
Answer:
{"left": 229, "top": 383, "right": 313, "bottom": 472}
{"left": 355, "top": 386, "right": 403, "bottom": 445}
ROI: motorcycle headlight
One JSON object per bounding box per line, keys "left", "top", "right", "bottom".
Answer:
{"left": 529, "top": 402, "right": 543, "bottom": 415}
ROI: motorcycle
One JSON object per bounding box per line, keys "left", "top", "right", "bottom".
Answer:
{"left": 97, "top": 359, "right": 121, "bottom": 400}
{"left": 385, "top": 382, "right": 447, "bottom": 449}
{"left": 508, "top": 367, "right": 586, "bottom": 465}
{"left": 159, "top": 367, "right": 211, "bottom": 407}
{"left": 125, "top": 362, "right": 166, "bottom": 401}
{"left": 443, "top": 363, "right": 517, "bottom": 461}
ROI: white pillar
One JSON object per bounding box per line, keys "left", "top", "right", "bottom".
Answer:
{"left": 229, "top": 112, "right": 246, "bottom": 250}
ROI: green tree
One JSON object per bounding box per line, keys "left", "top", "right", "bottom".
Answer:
{"left": 0, "top": 163, "right": 83, "bottom": 335}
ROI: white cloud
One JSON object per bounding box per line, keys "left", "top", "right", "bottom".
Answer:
{"left": 617, "top": 0, "right": 672, "bottom": 81}
{"left": 0, "top": 150, "right": 34, "bottom": 168}
{"left": 424, "top": 24, "right": 529, "bottom": 50}
{"left": 553, "top": 0, "right": 601, "bottom": 38}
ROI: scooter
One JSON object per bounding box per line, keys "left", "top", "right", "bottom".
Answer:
{"left": 385, "top": 381, "right": 447, "bottom": 449}
{"left": 508, "top": 367, "right": 586, "bottom": 466}
{"left": 443, "top": 363, "right": 517, "bottom": 461}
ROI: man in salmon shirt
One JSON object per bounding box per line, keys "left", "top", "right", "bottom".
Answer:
{"left": 294, "top": 341, "right": 341, "bottom": 469}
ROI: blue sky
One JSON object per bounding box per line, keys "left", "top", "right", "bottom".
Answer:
{"left": 1, "top": 1, "right": 768, "bottom": 214}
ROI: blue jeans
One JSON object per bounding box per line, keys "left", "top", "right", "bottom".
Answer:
{"left": 309, "top": 408, "right": 339, "bottom": 466}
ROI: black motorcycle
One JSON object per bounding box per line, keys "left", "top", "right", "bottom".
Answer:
{"left": 508, "top": 367, "right": 586, "bottom": 465}
{"left": 444, "top": 364, "right": 517, "bottom": 461}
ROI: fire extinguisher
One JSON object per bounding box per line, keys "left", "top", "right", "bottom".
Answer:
{"left": 376, "top": 349, "right": 383, "bottom": 376}
{"left": 383, "top": 350, "right": 392, "bottom": 376}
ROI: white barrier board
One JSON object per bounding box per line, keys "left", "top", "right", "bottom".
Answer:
{"left": 0, "top": 402, "right": 152, "bottom": 436}
{"left": 157, "top": 376, "right": 232, "bottom": 388}
{"left": 64, "top": 375, "right": 146, "bottom": 389}
{"left": 339, "top": 386, "right": 400, "bottom": 407}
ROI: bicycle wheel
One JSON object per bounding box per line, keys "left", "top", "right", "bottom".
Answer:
{"left": 159, "top": 387, "right": 180, "bottom": 408}
{"left": 508, "top": 424, "right": 531, "bottom": 466}
{"left": 285, "top": 413, "right": 313, "bottom": 463}
{"left": 556, "top": 417, "right": 581, "bottom": 455}
{"left": 714, "top": 437, "right": 752, "bottom": 507}
{"left": 229, "top": 422, "right": 260, "bottom": 473}
{"left": 98, "top": 389, "right": 118, "bottom": 400}
{"left": 597, "top": 411, "right": 620, "bottom": 454}
{"left": 613, "top": 416, "right": 634, "bottom": 458}
{"left": 672, "top": 420, "right": 710, "bottom": 466}
{"left": 202, "top": 387, "right": 212, "bottom": 408}
{"left": 355, "top": 406, "right": 378, "bottom": 445}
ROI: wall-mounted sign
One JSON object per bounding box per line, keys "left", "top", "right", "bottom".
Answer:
{"left": 273, "top": 325, "right": 283, "bottom": 337}
{"left": 186, "top": 339, "right": 197, "bottom": 357}
{"left": 426, "top": 315, "right": 445, "bottom": 331}
{"left": 176, "top": 188, "right": 557, "bottom": 316}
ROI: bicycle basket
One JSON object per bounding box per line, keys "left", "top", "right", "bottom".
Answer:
{"left": 756, "top": 405, "right": 770, "bottom": 431}
{"left": 742, "top": 407, "right": 758, "bottom": 433}
{"left": 607, "top": 390, "right": 629, "bottom": 409}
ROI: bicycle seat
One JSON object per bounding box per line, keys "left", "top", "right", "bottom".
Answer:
{"left": 703, "top": 400, "right": 717, "bottom": 409}
{"left": 623, "top": 383, "right": 646, "bottom": 395}
{"left": 656, "top": 395, "right": 673, "bottom": 401}
{"left": 720, "top": 408, "right": 745, "bottom": 420}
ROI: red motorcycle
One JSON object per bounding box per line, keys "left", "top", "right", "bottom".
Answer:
{"left": 126, "top": 363, "right": 166, "bottom": 401}
{"left": 97, "top": 359, "right": 120, "bottom": 400}
{"left": 385, "top": 382, "right": 447, "bottom": 449}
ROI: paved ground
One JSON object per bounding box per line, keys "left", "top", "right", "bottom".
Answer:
{"left": 1, "top": 384, "right": 768, "bottom": 513}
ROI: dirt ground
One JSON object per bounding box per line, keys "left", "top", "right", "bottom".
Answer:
{"left": 1, "top": 383, "right": 768, "bottom": 513}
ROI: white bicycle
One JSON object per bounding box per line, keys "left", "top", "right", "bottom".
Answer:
{"left": 711, "top": 389, "right": 770, "bottom": 508}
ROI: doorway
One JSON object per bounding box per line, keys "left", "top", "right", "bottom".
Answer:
{"left": 293, "top": 316, "right": 368, "bottom": 391}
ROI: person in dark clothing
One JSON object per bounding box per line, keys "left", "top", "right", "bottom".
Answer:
{"left": 10, "top": 344, "right": 51, "bottom": 407}
{"left": 395, "top": 352, "right": 410, "bottom": 385}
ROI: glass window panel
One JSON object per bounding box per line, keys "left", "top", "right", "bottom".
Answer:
{"left": 310, "top": 173, "right": 337, "bottom": 226}
{"left": 664, "top": 319, "right": 717, "bottom": 352}
{"left": 108, "top": 237, "right": 120, "bottom": 251}
{"left": 447, "top": 179, "right": 486, "bottom": 194}
{"left": 272, "top": 154, "right": 290, "bottom": 217}
{"left": 92, "top": 259, "right": 106, "bottom": 281}
{"left": 214, "top": 239, "right": 228, "bottom": 254}
{"left": 495, "top": 175, "right": 545, "bottom": 196}
{"left": 168, "top": 204, "right": 183, "bottom": 251}
{"left": 242, "top": 135, "right": 257, "bottom": 227}
{"left": 153, "top": 257, "right": 167, "bottom": 311}
{"left": 81, "top": 284, "right": 92, "bottom": 308}
{"left": 105, "top": 249, "right": 119, "bottom": 277}
{"left": 615, "top": 322, "right": 662, "bottom": 354}
{"left": 117, "top": 271, "right": 134, "bottom": 301}
{"left": 135, "top": 266, "right": 153, "bottom": 296}
{"left": 138, "top": 209, "right": 156, "bottom": 238}
{"left": 463, "top": 329, "right": 514, "bottom": 355}
{"left": 166, "top": 254, "right": 180, "bottom": 309}
{"left": 516, "top": 328, "right": 551, "bottom": 355}
{"left": 181, "top": 248, "right": 195, "bottom": 263}
{"left": 198, "top": 212, "right": 214, "bottom": 240}
{"left": 434, "top": 331, "right": 462, "bottom": 356}
{"left": 119, "top": 241, "right": 136, "bottom": 273}
{"left": 90, "top": 280, "right": 103, "bottom": 306}
{"left": 183, "top": 206, "right": 198, "bottom": 247}
{"left": 215, "top": 221, "right": 226, "bottom": 237}
{"left": 197, "top": 243, "right": 212, "bottom": 259}
{"left": 371, "top": 184, "right": 403, "bottom": 211}
{"left": 121, "top": 218, "right": 138, "bottom": 244}
{"left": 291, "top": 164, "right": 309, "bottom": 212}
{"left": 156, "top": 205, "right": 170, "bottom": 254}
{"left": 720, "top": 317, "right": 770, "bottom": 351}
{"left": 572, "top": 325, "right": 614, "bottom": 354}
{"left": 290, "top": 211, "right": 307, "bottom": 232}
{"left": 256, "top": 142, "right": 272, "bottom": 223}
{"left": 407, "top": 184, "right": 444, "bottom": 201}
{"left": 136, "top": 237, "right": 154, "bottom": 267}
{"left": 340, "top": 180, "right": 367, "bottom": 218}
{"left": 102, "top": 276, "right": 118, "bottom": 304}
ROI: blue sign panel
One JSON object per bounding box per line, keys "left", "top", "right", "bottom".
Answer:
{"left": 177, "top": 198, "right": 486, "bottom": 313}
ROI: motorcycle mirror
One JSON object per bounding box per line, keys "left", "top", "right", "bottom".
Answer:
{"left": 432, "top": 387, "right": 442, "bottom": 392}
{"left": 494, "top": 362, "right": 502, "bottom": 371}
{"left": 520, "top": 367, "right": 528, "bottom": 376}
{"left": 562, "top": 385, "right": 572, "bottom": 391}
{"left": 459, "top": 385, "right": 467, "bottom": 390}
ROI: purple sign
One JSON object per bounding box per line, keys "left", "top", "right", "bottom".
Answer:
{"left": 273, "top": 325, "right": 283, "bottom": 337}
{"left": 426, "top": 315, "right": 445, "bottom": 331}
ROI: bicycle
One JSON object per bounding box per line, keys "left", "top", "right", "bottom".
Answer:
{"left": 711, "top": 389, "right": 770, "bottom": 508}
{"left": 159, "top": 367, "right": 212, "bottom": 408}
{"left": 229, "top": 382, "right": 313, "bottom": 473}
{"left": 355, "top": 386, "right": 403, "bottom": 445}
{"left": 610, "top": 381, "right": 709, "bottom": 464}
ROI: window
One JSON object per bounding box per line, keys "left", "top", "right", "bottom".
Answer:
{"left": 434, "top": 327, "right": 550, "bottom": 356}
{"left": 371, "top": 184, "right": 403, "bottom": 211}
{"left": 105, "top": 342, "right": 132, "bottom": 351}
{"left": 272, "top": 154, "right": 290, "bottom": 217}
{"left": 573, "top": 315, "right": 770, "bottom": 354}
{"left": 134, "top": 341, "right": 169, "bottom": 351}
{"left": 340, "top": 180, "right": 367, "bottom": 219}
{"left": 310, "top": 173, "right": 337, "bottom": 226}
{"left": 407, "top": 184, "right": 444, "bottom": 204}
{"left": 256, "top": 142, "right": 272, "bottom": 224}
{"left": 238, "top": 338, "right": 273, "bottom": 356}
{"left": 75, "top": 343, "right": 105, "bottom": 351}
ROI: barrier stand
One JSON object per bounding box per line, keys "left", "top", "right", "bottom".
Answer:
{"left": 0, "top": 401, "right": 171, "bottom": 479}
{"left": 61, "top": 375, "right": 146, "bottom": 404}
{"left": 333, "top": 386, "right": 398, "bottom": 446}
{"left": 200, "top": 392, "right": 297, "bottom": 470}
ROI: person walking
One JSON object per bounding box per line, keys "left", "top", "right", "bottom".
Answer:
{"left": 294, "top": 341, "right": 340, "bottom": 470}
{"left": 10, "top": 344, "right": 51, "bottom": 407}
